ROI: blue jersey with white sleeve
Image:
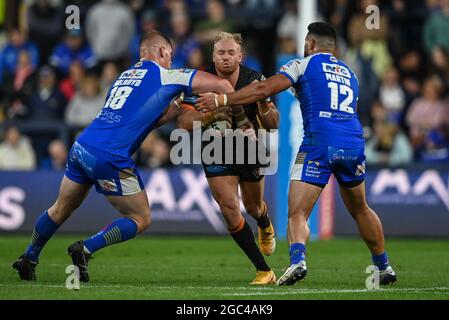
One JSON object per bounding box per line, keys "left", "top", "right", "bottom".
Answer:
{"left": 65, "top": 60, "right": 197, "bottom": 196}
{"left": 279, "top": 53, "right": 366, "bottom": 187}
{"left": 78, "top": 60, "right": 197, "bottom": 158}
{"left": 278, "top": 52, "right": 364, "bottom": 148}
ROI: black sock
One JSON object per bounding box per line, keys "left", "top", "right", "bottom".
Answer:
{"left": 230, "top": 220, "right": 271, "bottom": 272}
{"left": 256, "top": 202, "right": 271, "bottom": 229}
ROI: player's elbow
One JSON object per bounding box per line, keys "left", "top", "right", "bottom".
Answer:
{"left": 216, "top": 78, "right": 234, "bottom": 94}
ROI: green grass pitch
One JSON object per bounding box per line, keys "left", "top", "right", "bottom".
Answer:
{"left": 1, "top": 235, "right": 449, "bottom": 300}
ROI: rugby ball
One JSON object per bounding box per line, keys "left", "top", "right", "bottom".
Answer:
{"left": 207, "top": 119, "right": 230, "bottom": 134}
{"left": 182, "top": 95, "right": 230, "bottom": 134}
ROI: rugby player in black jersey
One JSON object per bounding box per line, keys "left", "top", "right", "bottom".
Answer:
{"left": 177, "top": 32, "right": 279, "bottom": 285}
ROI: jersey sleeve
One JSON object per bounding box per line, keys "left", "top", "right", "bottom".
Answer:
{"left": 180, "top": 93, "right": 198, "bottom": 111}
{"left": 277, "top": 58, "right": 309, "bottom": 85}
{"left": 159, "top": 68, "right": 198, "bottom": 95}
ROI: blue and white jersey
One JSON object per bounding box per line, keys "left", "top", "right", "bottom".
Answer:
{"left": 278, "top": 53, "right": 364, "bottom": 148}
{"left": 78, "top": 60, "right": 197, "bottom": 158}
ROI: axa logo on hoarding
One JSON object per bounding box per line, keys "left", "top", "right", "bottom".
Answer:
{"left": 369, "top": 169, "right": 449, "bottom": 211}
{"left": 0, "top": 169, "right": 239, "bottom": 233}
{"left": 144, "top": 169, "right": 229, "bottom": 233}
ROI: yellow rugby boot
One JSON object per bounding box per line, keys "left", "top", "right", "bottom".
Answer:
{"left": 258, "top": 221, "right": 276, "bottom": 256}
{"left": 250, "top": 269, "right": 276, "bottom": 285}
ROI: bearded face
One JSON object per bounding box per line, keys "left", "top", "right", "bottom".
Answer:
{"left": 213, "top": 39, "right": 242, "bottom": 75}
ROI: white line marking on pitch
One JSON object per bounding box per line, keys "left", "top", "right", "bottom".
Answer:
{"left": 223, "top": 287, "right": 449, "bottom": 296}
{"left": 0, "top": 284, "right": 287, "bottom": 290}
{"left": 1, "top": 283, "right": 449, "bottom": 296}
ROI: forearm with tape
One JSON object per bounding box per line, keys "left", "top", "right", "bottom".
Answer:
{"left": 215, "top": 94, "right": 228, "bottom": 108}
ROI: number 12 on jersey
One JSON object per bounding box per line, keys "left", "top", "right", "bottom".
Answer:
{"left": 328, "top": 82, "right": 355, "bottom": 114}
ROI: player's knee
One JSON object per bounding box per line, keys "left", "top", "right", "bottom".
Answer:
{"left": 348, "top": 202, "right": 371, "bottom": 217}
{"left": 244, "top": 202, "right": 264, "bottom": 217}
{"left": 288, "top": 214, "right": 307, "bottom": 226}
{"left": 288, "top": 206, "right": 308, "bottom": 219}
{"left": 218, "top": 199, "right": 240, "bottom": 216}
{"left": 218, "top": 200, "right": 242, "bottom": 230}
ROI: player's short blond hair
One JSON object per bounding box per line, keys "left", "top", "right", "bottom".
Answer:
{"left": 214, "top": 32, "right": 243, "bottom": 48}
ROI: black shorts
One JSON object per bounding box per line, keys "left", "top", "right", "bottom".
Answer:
{"left": 203, "top": 164, "right": 264, "bottom": 182}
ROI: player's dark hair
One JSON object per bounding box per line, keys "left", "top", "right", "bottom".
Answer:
{"left": 139, "top": 31, "right": 173, "bottom": 49}
{"left": 307, "top": 22, "right": 337, "bottom": 47}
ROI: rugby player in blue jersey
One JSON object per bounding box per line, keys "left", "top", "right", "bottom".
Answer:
{"left": 196, "top": 22, "right": 397, "bottom": 286}
{"left": 12, "top": 31, "right": 236, "bottom": 282}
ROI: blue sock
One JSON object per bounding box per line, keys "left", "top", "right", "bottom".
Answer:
{"left": 289, "top": 243, "right": 306, "bottom": 265}
{"left": 24, "top": 211, "right": 60, "bottom": 263}
{"left": 372, "top": 252, "right": 389, "bottom": 271}
{"left": 84, "top": 218, "right": 138, "bottom": 254}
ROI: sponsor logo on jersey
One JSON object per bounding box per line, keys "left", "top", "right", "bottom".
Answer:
{"left": 305, "top": 161, "right": 321, "bottom": 178}
{"left": 322, "top": 63, "right": 351, "bottom": 78}
{"left": 120, "top": 69, "right": 148, "bottom": 80}
{"left": 168, "top": 68, "right": 193, "bottom": 75}
{"left": 330, "top": 148, "right": 361, "bottom": 164}
{"left": 280, "top": 60, "right": 298, "bottom": 72}
{"left": 319, "top": 111, "right": 332, "bottom": 118}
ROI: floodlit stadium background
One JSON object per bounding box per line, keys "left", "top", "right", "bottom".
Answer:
{"left": 0, "top": 0, "right": 449, "bottom": 239}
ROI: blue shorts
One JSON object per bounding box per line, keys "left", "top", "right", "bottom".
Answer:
{"left": 65, "top": 141, "right": 145, "bottom": 196}
{"left": 291, "top": 145, "right": 366, "bottom": 188}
